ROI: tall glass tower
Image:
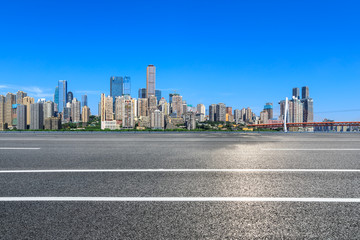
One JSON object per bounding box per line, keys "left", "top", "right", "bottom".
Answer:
{"left": 82, "top": 95, "right": 88, "bottom": 107}
{"left": 58, "top": 80, "right": 67, "bottom": 113}
{"left": 110, "top": 76, "right": 124, "bottom": 98}
{"left": 146, "top": 65, "right": 156, "bottom": 98}
{"left": 54, "top": 86, "right": 59, "bottom": 107}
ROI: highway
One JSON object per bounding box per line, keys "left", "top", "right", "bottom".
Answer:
{"left": 1, "top": 132, "right": 360, "bottom": 239}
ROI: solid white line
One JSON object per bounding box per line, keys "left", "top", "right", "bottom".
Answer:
{"left": 1, "top": 169, "right": 360, "bottom": 173}
{"left": 262, "top": 149, "right": 360, "bottom": 151}
{"left": 1, "top": 197, "right": 360, "bottom": 202}
{"left": 0, "top": 148, "right": 40, "bottom": 150}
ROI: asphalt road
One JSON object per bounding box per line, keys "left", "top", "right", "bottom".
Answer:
{"left": 1, "top": 132, "right": 360, "bottom": 239}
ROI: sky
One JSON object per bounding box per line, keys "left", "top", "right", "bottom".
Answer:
{"left": 1, "top": 0, "right": 360, "bottom": 121}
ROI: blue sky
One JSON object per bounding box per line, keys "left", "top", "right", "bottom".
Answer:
{"left": 1, "top": 0, "right": 360, "bottom": 121}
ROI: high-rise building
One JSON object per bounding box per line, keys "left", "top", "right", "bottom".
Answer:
{"left": 67, "top": 91, "right": 74, "bottom": 103}
{"left": 234, "top": 109, "right": 242, "bottom": 124}
{"left": 288, "top": 97, "right": 304, "bottom": 123}
{"left": 302, "top": 86, "right": 309, "bottom": 99}
{"left": 260, "top": 110, "right": 269, "bottom": 124}
{"left": 110, "top": 76, "right": 124, "bottom": 98}
{"left": 82, "top": 95, "right": 88, "bottom": 107}
{"left": 17, "top": 105, "right": 27, "bottom": 130}
{"left": 264, "top": 102, "right": 273, "bottom": 119}
{"left": 5, "top": 93, "right": 16, "bottom": 127}
{"left": 184, "top": 112, "right": 196, "bottom": 130}
{"left": 151, "top": 109, "right": 164, "bottom": 129}
{"left": 226, "top": 107, "right": 233, "bottom": 116}
{"left": 45, "top": 117, "right": 61, "bottom": 130}
{"left": 245, "top": 107, "right": 252, "bottom": 123}
{"left": 171, "top": 94, "right": 183, "bottom": 117}
{"left": 71, "top": 98, "right": 81, "bottom": 123}
{"left": 159, "top": 98, "right": 170, "bottom": 116}
{"left": 196, "top": 104, "right": 205, "bottom": 122}
{"left": 292, "top": 87, "right": 300, "bottom": 99}
{"left": 137, "top": 98, "right": 148, "bottom": 117}
{"left": 302, "top": 98, "right": 314, "bottom": 122}
{"left": 123, "top": 97, "right": 135, "bottom": 128}
{"left": 30, "top": 102, "right": 44, "bottom": 130}
{"left": 209, "top": 104, "right": 217, "bottom": 122}
{"left": 23, "top": 96, "right": 34, "bottom": 126}
{"left": 54, "top": 86, "right": 59, "bottom": 108}
{"left": 0, "top": 95, "right": 5, "bottom": 130}
{"left": 43, "top": 101, "right": 55, "bottom": 125}
{"left": 63, "top": 102, "right": 72, "bottom": 123}
{"left": 146, "top": 65, "right": 156, "bottom": 98}
{"left": 148, "top": 95, "right": 158, "bottom": 115}
{"left": 16, "top": 91, "right": 27, "bottom": 104}
{"left": 155, "top": 90, "right": 162, "bottom": 102}
{"left": 100, "top": 94, "right": 114, "bottom": 121}
{"left": 216, "top": 103, "right": 226, "bottom": 122}
{"left": 58, "top": 80, "right": 67, "bottom": 113}
{"left": 82, "top": 106, "right": 90, "bottom": 123}
{"left": 138, "top": 88, "right": 146, "bottom": 98}
{"left": 115, "top": 96, "right": 125, "bottom": 121}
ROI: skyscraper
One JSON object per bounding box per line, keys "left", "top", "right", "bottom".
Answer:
{"left": 123, "top": 76, "right": 131, "bottom": 96}
{"left": 58, "top": 80, "right": 67, "bottom": 113}
{"left": 216, "top": 103, "right": 226, "bottom": 122}
{"left": 123, "top": 97, "right": 135, "bottom": 128}
{"left": 302, "top": 86, "right": 309, "bottom": 99}
{"left": 110, "top": 76, "right": 124, "bottom": 99}
{"left": 146, "top": 65, "right": 156, "bottom": 98}
{"left": 171, "top": 94, "right": 183, "bottom": 117}
{"left": 151, "top": 109, "right": 164, "bottom": 129}
{"left": 71, "top": 98, "right": 81, "bottom": 123}
{"left": 209, "top": 104, "right": 217, "bottom": 122}
{"left": 137, "top": 98, "right": 148, "bottom": 117}
{"left": 138, "top": 88, "right": 146, "bottom": 98}
{"left": 16, "top": 91, "right": 27, "bottom": 104}
{"left": 17, "top": 105, "right": 27, "bottom": 130}
{"left": 82, "top": 95, "right": 88, "bottom": 107}
{"left": 100, "top": 94, "right": 113, "bottom": 121}
{"left": 43, "top": 101, "right": 55, "bottom": 124}
{"left": 22, "top": 97, "right": 35, "bottom": 127}
{"left": 148, "top": 95, "right": 158, "bottom": 115}
{"left": 0, "top": 95, "right": 5, "bottom": 129}
{"left": 155, "top": 90, "right": 162, "bottom": 102}
{"left": 264, "top": 102, "right": 273, "bottom": 119}
{"left": 67, "top": 91, "right": 74, "bottom": 103}
{"left": 30, "top": 102, "right": 44, "bottom": 130}
{"left": 5, "top": 93, "right": 16, "bottom": 127}
{"left": 292, "top": 87, "right": 300, "bottom": 99}
{"left": 82, "top": 106, "right": 90, "bottom": 123}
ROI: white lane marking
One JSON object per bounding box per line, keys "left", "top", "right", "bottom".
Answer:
{"left": 0, "top": 148, "right": 40, "bottom": 150}
{"left": 1, "top": 169, "right": 360, "bottom": 173}
{"left": 1, "top": 197, "right": 360, "bottom": 202}
{"left": 262, "top": 149, "right": 360, "bottom": 151}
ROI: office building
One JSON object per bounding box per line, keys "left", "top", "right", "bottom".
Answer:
{"left": 71, "top": 98, "right": 81, "bottom": 123}
{"left": 63, "top": 102, "right": 72, "bottom": 123}
{"left": 30, "top": 102, "right": 44, "bottom": 130}
{"left": 67, "top": 91, "right": 73, "bottom": 103}
{"left": 138, "top": 88, "right": 146, "bottom": 98}
{"left": 110, "top": 76, "right": 123, "bottom": 98}
{"left": 82, "top": 95, "right": 88, "bottom": 107}
{"left": 146, "top": 65, "right": 156, "bottom": 97}
{"left": 58, "top": 80, "right": 67, "bottom": 113}
{"left": 82, "top": 106, "right": 90, "bottom": 123}
{"left": 302, "top": 86, "right": 309, "bottom": 99}
{"left": 155, "top": 90, "right": 162, "bottom": 102}
{"left": 54, "top": 86, "right": 59, "bottom": 108}
{"left": 216, "top": 103, "right": 226, "bottom": 122}
{"left": 17, "top": 104, "right": 27, "bottom": 130}
{"left": 292, "top": 87, "right": 300, "bottom": 99}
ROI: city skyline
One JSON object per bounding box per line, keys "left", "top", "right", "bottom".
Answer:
{"left": 1, "top": 1, "right": 360, "bottom": 121}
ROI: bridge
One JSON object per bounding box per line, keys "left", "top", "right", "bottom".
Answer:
{"left": 248, "top": 121, "right": 360, "bottom": 129}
